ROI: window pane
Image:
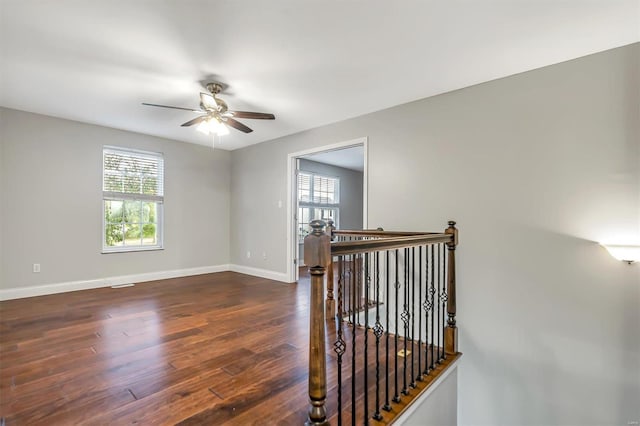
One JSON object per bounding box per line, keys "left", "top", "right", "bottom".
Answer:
{"left": 298, "top": 207, "right": 311, "bottom": 241}
{"left": 142, "top": 223, "right": 157, "bottom": 245}
{"left": 123, "top": 200, "right": 142, "bottom": 223}
{"left": 142, "top": 202, "right": 157, "bottom": 223}
{"left": 105, "top": 224, "right": 124, "bottom": 246}
{"left": 105, "top": 200, "right": 124, "bottom": 223}
{"left": 124, "top": 223, "right": 141, "bottom": 245}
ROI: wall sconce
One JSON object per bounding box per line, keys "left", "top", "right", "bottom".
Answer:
{"left": 601, "top": 245, "right": 640, "bottom": 264}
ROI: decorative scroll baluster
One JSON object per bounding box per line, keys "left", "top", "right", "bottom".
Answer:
{"left": 445, "top": 221, "right": 459, "bottom": 355}
{"left": 303, "top": 220, "right": 330, "bottom": 426}
{"left": 417, "top": 246, "right": 423, "bottom": 382}
{"left": 437, "top": 243, "right": 441, "bottom": 363}
{"left": 410, "top": 247, "right": 416, "bottom": 388}
{"left": 393, "top": 249, "right": 400, "bottom": 403}
{"left": 401, "top": 248, "right": 409, "bottom": 396}
{"left": 351, "top": 253, "right": 357, "bottom": 424}
{"left": 363, "top": 253, "right": 370, "bottom": 423}
{"left": 430, "top": 244, "right": 435, "bottom": 371}
{"left": 347, "top": 258, "right": 353, "bottom": 319}
{"left": 335, "top": 256, "right": 346, "bottom": 426}
{"left": 383, "top": 250, "right": 391, "bottom": 411}
{"left": 356, "top": 254, "right": 362, "bottom": 326}
{"left": 423, "top": 245, "right": 430, "bottom": 376}
{"left": 373, "top": 251, "right": 383, "bottom": 420}
{"left": 440, "top": 243, "right": 447, "bottom": 362}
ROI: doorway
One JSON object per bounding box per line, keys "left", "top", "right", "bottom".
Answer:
{"left": 286, "top": 137, "right": 367, "bottom": 282}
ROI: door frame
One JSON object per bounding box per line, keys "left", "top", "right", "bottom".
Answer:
{"left": 286, "top": 137, "right": 368, "bottom": 282}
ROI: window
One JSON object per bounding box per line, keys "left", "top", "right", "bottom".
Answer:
{"left": 102, "top": 146, "right": 164, "bottom": 252}
{"left": 298, "top": 172, "right": 339, "bottom": 241}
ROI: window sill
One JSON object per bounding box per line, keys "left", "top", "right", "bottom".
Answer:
{"left": 102, "top": 246, "right": 164, "bottom": 254}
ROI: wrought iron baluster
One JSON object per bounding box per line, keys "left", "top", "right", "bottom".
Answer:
{"left": 363, "top": 253, "right": 370, "bottom": 423}
{"left": 430, "top": 244, "right": 435, "bottom": 371}
{"left": 383, "top": 250, "right": 391, "bottom": 411}
{"left": 357, "top": 253, "right": 362, "bottom": 326}
{"left": 410, "top": 247, "right": 416, "bottom": 388}
{"left": 351, "top": 253, "right": 357, "bottom": 424}
{"left": 344, "top": 259, "right": 349, "bottom": 320}
{"left": 402, "top": 248, "right": 409, "bottom": 396}
{"left": 437, "top": 243, "right": 441, "bottom": 363}
{"left": 439, "top": 243, "right": 447, "bottom": 362}
{"left": 393, "top": 249, "right": 400, "bottom": 403}
{"left": 335, "top": 256, "right": 346, "bottom": 426}
{"left": 423, "top": 244, "right": 430, "bottom": 375}
{"left": 442, "top": 243, "right": 448, "bottom": 360}
{"left": 373, "top": 251, "right": 383, "bottom": 420}
{"left": 417, "top": 245, "right": 423, "bottom": 381}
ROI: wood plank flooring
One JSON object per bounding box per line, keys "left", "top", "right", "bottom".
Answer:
{"left": 0, "top": 271, "right": 458, "bottom": 425}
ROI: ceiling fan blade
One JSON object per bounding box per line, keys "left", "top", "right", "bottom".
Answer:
{"left": 200, "top": 92, "right": 218, "bottom": 110}
{"left": 181, "top": 115, "right": 208, "bottom": 127}
{"left": 226, "top": 111, "right": 275, "bottom": 120}
{"left": 224, "top": 117, "right": 253, "bottom": 133}
{"left": 142, "top": 103, "right": 202, "bottom": 113}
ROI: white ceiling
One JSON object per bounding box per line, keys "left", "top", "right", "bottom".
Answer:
{"left": 1, "top": 1, "right": 638, "bottom": 151}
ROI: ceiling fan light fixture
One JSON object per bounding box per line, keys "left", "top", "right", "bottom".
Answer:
{"left": 213, "top": 119, "right": 229, "bottom": 136}
{"left": 196, "top": 117, "right": 229, "bottom": 136}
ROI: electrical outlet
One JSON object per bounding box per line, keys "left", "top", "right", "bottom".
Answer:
{"left": 262, "top": 252, "right": 267, "bottom": 260}
{"left": 246, "top": 251, "right": 251, "bottom": 259}
{"left": 33, "top": 263, "right": 40, "bottom": 273}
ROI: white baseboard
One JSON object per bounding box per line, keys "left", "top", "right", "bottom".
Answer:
{"left": 0, "top": 264, "right": 230, "bottom": 301}
{"left": 228, "top": 264, "right": 291, "bottom": 283}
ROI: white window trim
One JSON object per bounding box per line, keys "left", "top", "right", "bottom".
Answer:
{"left": 102, "top": 146, "right": 164, "bottom": 253}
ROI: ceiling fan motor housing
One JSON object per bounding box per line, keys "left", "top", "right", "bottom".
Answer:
{"left": 206, "top": 82, "right": 223, "bottom": 95}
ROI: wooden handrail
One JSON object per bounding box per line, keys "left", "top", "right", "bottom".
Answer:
{"left": 333, "top": 229, "right": 442, "bottom": 237}
{"left": 331, "top": 233, "right": 452, "bottom": 256}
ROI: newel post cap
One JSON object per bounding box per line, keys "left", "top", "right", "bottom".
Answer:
{"left": 445, "top": 220, "right": 458, "bottom": 247}
{"left": 304, "top": 220, "right": 331, "bottom": 268}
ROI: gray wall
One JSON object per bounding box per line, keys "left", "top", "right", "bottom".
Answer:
{"left": 230, "top": 44, "right": 640, "bottom": 425}
{"left": 299, "top": 158, "right": 363, "bottom": 230}
{"left": 0, "top": 108, "right": 231, "bottom": 289}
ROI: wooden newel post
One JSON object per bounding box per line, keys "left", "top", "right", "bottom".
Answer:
{"left": 304, "top": 220, "right": 331, "bottom": 426}
{"left": 444, "top": 220, "right": 459, "bottom": 355}
{"left": 325, "top": 219, "right": 336, "bottom": 318}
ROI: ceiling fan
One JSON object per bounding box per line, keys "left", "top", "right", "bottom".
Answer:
{"left": 142, "top": 82, "right": 275, "bottom": 135}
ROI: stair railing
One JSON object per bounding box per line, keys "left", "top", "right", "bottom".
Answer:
{"left": 304, "top": 220, "right": 459, "bottom": 425}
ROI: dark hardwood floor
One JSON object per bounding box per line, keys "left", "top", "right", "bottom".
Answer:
{"left": 1, "top": 272, "right": 312, "bottom": 425}
{"left": 0, "top": 270, "right": 458, "bottom": 425}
